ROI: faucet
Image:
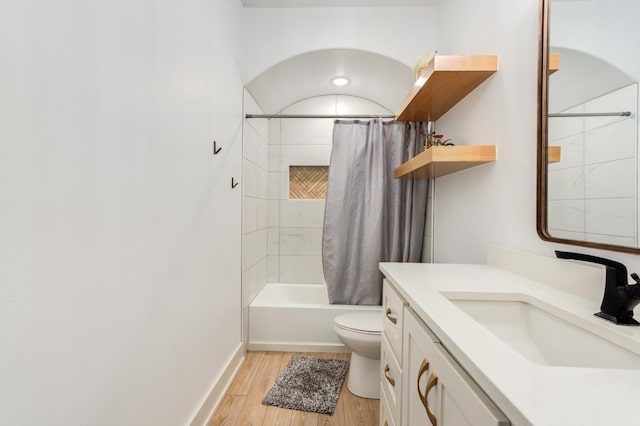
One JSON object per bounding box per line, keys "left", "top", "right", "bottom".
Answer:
{"left": 555, "top": 251, "right": 640, "bottom": 326}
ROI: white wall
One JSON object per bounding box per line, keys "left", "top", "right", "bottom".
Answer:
{"left": 0, "top": 1, "right": 243, "bottom": 424}
{"left": 242, "top": 6, "right": 438, "bottom": 83}
{"left": 433, "top": 0, "right": 542, "bottom": 264}
{"left": 434, "top": 0, "right": 640, "bottom": 279}
{"left": 267, "top": 96, "right": 391, "bottom": 284}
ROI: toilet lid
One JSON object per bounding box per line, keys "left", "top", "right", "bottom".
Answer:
{"left": 334, "top": 311, "right": 382, "bottom": 334}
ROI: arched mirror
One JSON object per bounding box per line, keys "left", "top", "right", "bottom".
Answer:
{"left": 537, "top": 0, "right": 640, "bottom": 253}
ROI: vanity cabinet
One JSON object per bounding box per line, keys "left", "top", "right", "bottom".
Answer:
{"left": 380, "top": 280, "right": 509, "bottom": 426}
{"left": 403, "top": 308, "right": 509, "bottom": 426}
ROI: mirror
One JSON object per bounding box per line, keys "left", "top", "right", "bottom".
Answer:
{"left": 538, "top": 0, "right": 640, "bottom": 253}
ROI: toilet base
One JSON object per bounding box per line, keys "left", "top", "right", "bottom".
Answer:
{"left": 346, "top": 352, "right": 380, "bottom": 399}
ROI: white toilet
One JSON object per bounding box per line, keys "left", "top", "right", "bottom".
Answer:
{"left": 334, "top": 310, "right": 382, "bottom": 399}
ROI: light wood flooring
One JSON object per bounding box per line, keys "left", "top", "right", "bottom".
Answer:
{"left": 208, "top": 351, "right": 380, "bottom": 426}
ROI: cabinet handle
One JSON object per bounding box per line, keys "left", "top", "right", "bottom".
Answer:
{"left": 384, "top": 364, "right": 396, "bottom": 387}
{"left": 417, "top": 358, "right": 438, "bottom": 426}
{"left": 385, "top": 308, "right": 398, "bottom": 324}
{"left": 417, "top": 358, "right": 429, "bottom": 401}
{"left": 425, "top": 372, "right": 438, "bottom": 426}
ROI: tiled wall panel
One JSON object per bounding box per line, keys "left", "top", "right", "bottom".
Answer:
{"left": 547, "top": 84, "right": 638, "bottom": 246}
{"left": 267, "top": 95, "right": 394, "bottom": 284}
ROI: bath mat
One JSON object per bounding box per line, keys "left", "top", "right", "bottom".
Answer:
{"left": 262, "top": 355, "right": 350, "bottom": 415}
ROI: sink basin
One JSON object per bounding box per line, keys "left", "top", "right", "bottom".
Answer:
{"left": 445, "top": 293, "right": 640, "bottom": 369}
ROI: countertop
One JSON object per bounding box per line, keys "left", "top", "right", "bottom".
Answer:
{"left": 379, "top": 261, "right": 640, "bottom": 426}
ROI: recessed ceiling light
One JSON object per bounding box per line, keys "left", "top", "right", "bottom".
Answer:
{"left": 331, "top": 76, "right": 350, "bottom": 87}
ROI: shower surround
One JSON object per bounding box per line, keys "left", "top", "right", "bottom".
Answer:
{"left": 266, "top": 95, "right": 393, "bottom": 285}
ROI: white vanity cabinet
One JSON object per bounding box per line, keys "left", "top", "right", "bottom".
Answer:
{"left": 380, "top": 278, "right": 509, "bottom": 426}
{"left": 403, "top": 308, "right": 509, "bottom": 426}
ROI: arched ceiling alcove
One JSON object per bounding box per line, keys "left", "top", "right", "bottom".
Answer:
{"left": 549, "top": 47, "right": 635, "bottom": 112}
{"left": 245, "top": 48, "right": 415, "bottom": 114}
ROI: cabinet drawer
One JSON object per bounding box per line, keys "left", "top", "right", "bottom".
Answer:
{"left": 380, "top": 384, "right": 397, "bottom": 426}
{"left": 381, "top": 333, "right": 402, "bottom": 425}
{"left": 382, "top": 279, "right": 405, "bottom": 362}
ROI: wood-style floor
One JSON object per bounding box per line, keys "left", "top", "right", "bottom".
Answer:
{"left": 208, "top": 351, "right": 380, "bottom": 426}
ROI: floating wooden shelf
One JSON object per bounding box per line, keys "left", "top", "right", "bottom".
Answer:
{"left": 394, "top": 145, "right": 496, "bottom": 179}
{"left": 548, "top": 145, "right": 561, "bottom": 163}
{"left": 395, "top": 55, "right": 498, "bottom": 122}
{"left": 549, "top": 53, "right": 560, "bottom": 74}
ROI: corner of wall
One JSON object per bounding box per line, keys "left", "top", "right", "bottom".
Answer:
{"left": 188, "top": 343, "right": 246, "bottom": 426}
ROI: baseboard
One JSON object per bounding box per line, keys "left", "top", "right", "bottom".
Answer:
{"left": 247, "top": 341, "right": 350, "bottom": 353}
{"left": 189, "top": 341, "right": 246, "bottom": 426}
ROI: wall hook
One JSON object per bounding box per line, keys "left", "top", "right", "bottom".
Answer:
{"left": 213, "top": 140, "right": 222, "bottom": 155}
{"left": 231, "top": 177, "right": 239, "bottom": 189}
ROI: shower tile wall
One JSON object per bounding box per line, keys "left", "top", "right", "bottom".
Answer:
{"left": 548, "top": 83, "right": 638, "bottom": 246}
{"left": 242, "top": 90, "right": 269, "bottom": 332}
{"left": 267, "top": 95, "right": 392, "bottom": 284}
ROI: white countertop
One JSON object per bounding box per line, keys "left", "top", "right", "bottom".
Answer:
{"left": 379, "top": 261, "right": 640, "bottom": 426}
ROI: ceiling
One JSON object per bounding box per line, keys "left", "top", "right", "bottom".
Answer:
{"left": 241, "top": 0, "right": 437, "bottom": 7}
{"left": 242, "top": 1, "right": 432, "bottom": 112}
{"left": 245, "top": 49, "right": 414, "bottom": 114}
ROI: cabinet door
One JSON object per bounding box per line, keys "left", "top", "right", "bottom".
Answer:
{"left": 402, "top": 308, "right": 438, "bottom": 426}
{"left": 402, "top": 308, "right": 509, "bottom": 426}
{"left": 381, "top": 333, "right": 402, "bottom": 424}
{"left": 383, "top": 279, "right": 406, "bottom": 362}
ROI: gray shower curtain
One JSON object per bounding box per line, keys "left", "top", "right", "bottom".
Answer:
{"left": 322, "top": 119, "right": 429, "bottom": 305}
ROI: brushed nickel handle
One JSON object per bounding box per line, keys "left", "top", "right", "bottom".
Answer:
{"left": 425, "top": 372, "right": 438, "bottom": 426}
{"left": 384, "top": 364, "right": 396, "bottom": 387}
{"left": 385, "top": 308, "right": 397, "bottom": 324}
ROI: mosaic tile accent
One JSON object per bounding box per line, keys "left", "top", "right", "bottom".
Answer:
{"left": 289, "top": 166, "right": 328, "bottom": 199}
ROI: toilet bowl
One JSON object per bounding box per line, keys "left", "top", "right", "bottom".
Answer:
{"left": 334, "top": 310, "right": 382, "bottom": 399}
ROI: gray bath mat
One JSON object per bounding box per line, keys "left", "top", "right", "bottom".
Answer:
{"left": 262, "top": 355, "right": 350, "bottom": 415}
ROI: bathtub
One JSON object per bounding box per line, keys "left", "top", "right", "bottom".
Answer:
{"left": 248, "top": 283, "right": 381, "bottom": 352}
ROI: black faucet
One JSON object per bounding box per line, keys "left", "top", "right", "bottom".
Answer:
{"left": 555, "top": 251, "right": 640, "bottom": 326}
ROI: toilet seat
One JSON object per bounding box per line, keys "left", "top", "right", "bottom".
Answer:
{"left": 334, "top": 312, "right": 382, "bottom": 335}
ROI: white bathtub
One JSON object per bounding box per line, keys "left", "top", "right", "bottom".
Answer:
{"left": 248, "top": 283, "right": 381, "bottom": 352}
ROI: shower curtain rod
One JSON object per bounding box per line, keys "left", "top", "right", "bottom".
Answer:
{"left": 549, "top": 111, "right": 632, "bottom": 118}
{"left": 245, "top": 113, "right": 396, "bottom": 119}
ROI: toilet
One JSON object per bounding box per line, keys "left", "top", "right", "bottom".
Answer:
{"left": 334, "top": 311, "right": 382, "bottom": 399}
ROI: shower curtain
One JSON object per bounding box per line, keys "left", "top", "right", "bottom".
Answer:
{"left": 322, "top": 119, "right": 429, "bottom": 305}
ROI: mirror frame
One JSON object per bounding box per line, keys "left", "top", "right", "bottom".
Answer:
{"left": 536, "top": 0, "right": 640, "bottom": 254}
